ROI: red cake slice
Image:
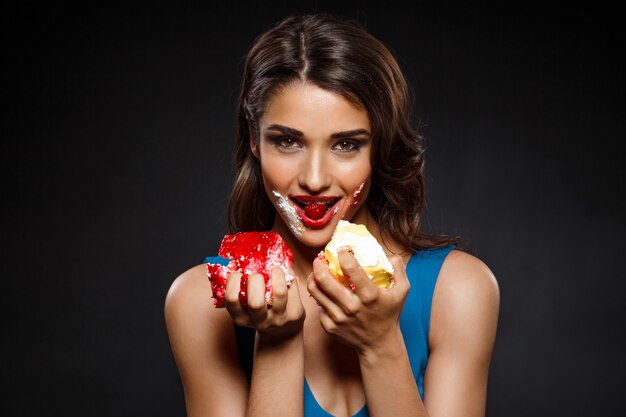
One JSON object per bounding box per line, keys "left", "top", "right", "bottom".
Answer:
{"left": 207, "top": 231, "right": 294, "bottom": 308}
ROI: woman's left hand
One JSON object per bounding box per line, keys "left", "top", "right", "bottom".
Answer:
{"left": 307, "top": 248, "right": 410, "bottom": 354}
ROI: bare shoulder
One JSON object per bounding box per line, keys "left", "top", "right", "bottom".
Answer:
{"left": 164, "top": 262, "right": 235, "bottom": 358}
{"left": 164, "top": 263, "right": 232, "bottom": 337}
{"left": 430, "top": 250, "right": 500, "bottom": 352}
{"left": 165, "top": 264, "right": 214, "bottom": 316}
{"left": 164, "top": 265, "right": 248, "bottom": 416}
{"left": 436, "top": 250, "right": 499, "bottom": 306}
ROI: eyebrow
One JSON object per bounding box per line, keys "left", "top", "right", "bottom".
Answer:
{"left": 265, "top": 124, "right": 370, "bottom": 138}
{"left": 266, "top": 124, "right": 304, "bottom": 137}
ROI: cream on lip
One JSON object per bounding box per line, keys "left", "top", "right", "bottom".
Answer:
{"left": 272, "top": 190, "right": 304, "bottom": 237}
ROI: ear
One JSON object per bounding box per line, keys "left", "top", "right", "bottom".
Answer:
{"left": 249, "top": 125, "right": 260, "bottom": 159}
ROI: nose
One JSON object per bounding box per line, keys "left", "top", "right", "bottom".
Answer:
{"left": 298, "top": 149, "right": 331, "bottom": 193}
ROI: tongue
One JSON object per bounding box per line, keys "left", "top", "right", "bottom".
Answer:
{"left": 304, "top": 203, "right": 327, "bottom": 220}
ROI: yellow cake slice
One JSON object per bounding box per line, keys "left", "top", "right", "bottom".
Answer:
{"left": 323, "top": 220, "right": 394, "bottom": 288}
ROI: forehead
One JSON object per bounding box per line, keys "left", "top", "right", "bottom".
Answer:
{"left": 260, "top": 82, "right": 371, "bottom": 134}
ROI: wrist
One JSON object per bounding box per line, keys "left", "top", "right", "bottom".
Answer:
{"left": 256, "top": 328, "right": 304, "bottom": 349}
{"left": 357, "top": 326, "right": 406, "bottom": 367}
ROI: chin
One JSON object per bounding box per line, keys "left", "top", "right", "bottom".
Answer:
{"left": 298, "top": 228, "right": 336, "bottom": 249}
{"left": 272, "top": 215, "right": 333, "bottom": 249}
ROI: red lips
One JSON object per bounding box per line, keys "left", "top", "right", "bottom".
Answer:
{"left": 290, "top": 194, "right": 341, "bottom": 228}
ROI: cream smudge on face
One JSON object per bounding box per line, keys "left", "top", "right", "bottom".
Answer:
{"left": 272, "top": 190, "right": 304, "bottom": 237}
{"left": 352, "top": 182, "right": 365, "bottom": 206}
{"left": 339, "top": 182, "right": 367, "bottom": 220}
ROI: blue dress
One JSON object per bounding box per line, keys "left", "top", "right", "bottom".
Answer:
{"left": 205, "top": 245, "right": 454, "bottom": 417}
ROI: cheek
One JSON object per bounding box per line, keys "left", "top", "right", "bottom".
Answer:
{"left": 343, "top": 158, "right": 372, "bottom": 207}
{"left": 336, "top": 157, "right": 372, "bottom": 185}
{"left": 259, "top": 155, "right": 297, "bottom": 188}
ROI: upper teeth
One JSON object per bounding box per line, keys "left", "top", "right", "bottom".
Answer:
{"left": 293, "top": 198, "right": 336, "bottom": 207}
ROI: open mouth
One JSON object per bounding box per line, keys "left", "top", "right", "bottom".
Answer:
{"left": 292, "top": 197, "right": 339, "bottom": 215}
{"left": 290, "top": 195, "right": 341, "bottom": 226}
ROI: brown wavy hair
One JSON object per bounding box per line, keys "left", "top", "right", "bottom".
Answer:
{"left": 228, "top": 14, "right": 459, "bottom": 251}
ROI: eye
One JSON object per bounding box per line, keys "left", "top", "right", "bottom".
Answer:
{"left": 332, "top": 139, "right": 361, "bottom": 153}
{"left": 271, "top": 136, "right": 302, "bottom": 151}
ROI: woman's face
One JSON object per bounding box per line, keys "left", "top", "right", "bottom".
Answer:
{"left": 252, "top": 82, "right": 373, "bottom": 249}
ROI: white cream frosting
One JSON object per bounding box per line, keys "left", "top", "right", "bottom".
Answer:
{"left": 324, "top": 220, "right": 394, "bottom": 288}
{"left": 272, "top": 190, "right": 304, "bottom": 237}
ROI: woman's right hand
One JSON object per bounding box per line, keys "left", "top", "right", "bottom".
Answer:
{"left": 224, "top": 268, "right": 305, "bottom": 340}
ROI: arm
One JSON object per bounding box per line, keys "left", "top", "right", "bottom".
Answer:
{"left": 423, "top": 250, "right": 500, "bottom": 417}
{"left": 307, "top": 249, "right": 500, "bottom": 417}
{"left": 165, "top": 266, "right": 307, "bottom": 417}
{"left": 225, "top": 269, "right": 306, "bottom": 417}
{"left": 308, "top": 250, "right": 427, "bottom": 416}
{"left": 246, "top": 331, "right": 304, "bottom": 417}
{"left": 164, "top": 264, "right": 249, "bottom": 417}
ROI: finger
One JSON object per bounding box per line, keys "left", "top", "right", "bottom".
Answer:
{"left": 318, "top": 308, "right": 338, "bottom": 335}
{"left": 287, "top": 271, "right": 305, "bottom": 317}
{"left": 307, "top": 266, "right": 352, "bottom": 320}
{"left": 388, "top": 255, "right": 410, "bottom": 294}
{"left": 224, "top": 272, "right": 246, "bottom": 323}
{"left": 270, "top": 267, "right": 288, "bottom": 312}
{"left": 246, "top": 273, "right": 268, "bottom": 322}
{"left": 337, "top": 248, "right": 379, "bottom": 304}
{"left": 312, "top": 257, "right": 355, "bottom": 308}
{"left": 304, "top": 272, "right": 320, "bottom": 305}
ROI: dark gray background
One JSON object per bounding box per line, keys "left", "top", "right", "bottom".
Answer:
{"left": 3, "top": 1, "right": 624, "bottom": 416}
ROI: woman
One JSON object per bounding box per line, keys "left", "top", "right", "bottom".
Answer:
{"left": 165, "top": 14, "right": 499, "bottom": 417}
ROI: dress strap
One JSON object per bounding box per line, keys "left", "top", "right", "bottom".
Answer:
{"left": 399, "top": 246, "right": 455, "bottom": 398}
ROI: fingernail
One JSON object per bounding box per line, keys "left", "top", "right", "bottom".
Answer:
{"left": 339, "top": 246, "right": 354, "bottom": 255}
